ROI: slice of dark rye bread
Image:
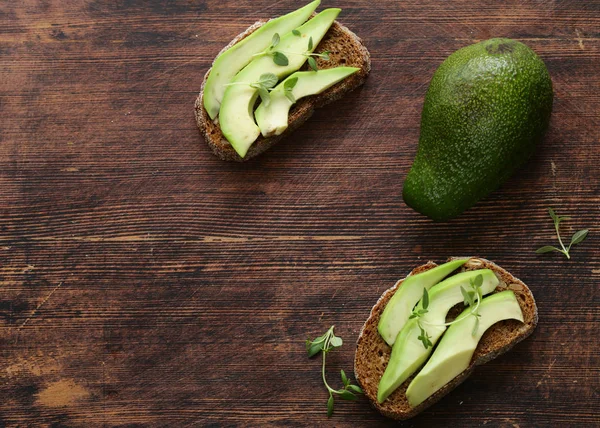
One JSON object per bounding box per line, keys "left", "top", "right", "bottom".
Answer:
{"left": 354, "top": 257, "right": 538, "bottom": 420}
{"left": 194, "top": 18, "right": 371, "bottom": 162}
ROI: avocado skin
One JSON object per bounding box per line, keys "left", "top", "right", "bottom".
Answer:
{"left": 403, "top": 38, "right": 553, "bottom": 221}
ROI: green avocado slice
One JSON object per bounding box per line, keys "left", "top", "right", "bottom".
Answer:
{"left": 254, "top": 67, "right": 359, "bottom": 137}
{"left": 203, "top": 0, "right": 320, "bottom": 120}
{"left": 406, "top": 290, "right": 524, "bottom": 407}
{"left": 378, "top": 259, "right": 468, "bottom": 347}
{"left": 219, "top": 8, "right": 340, "bottom": 158}
{"left": 377, "top": 269, "right": 499, "bottom": 403}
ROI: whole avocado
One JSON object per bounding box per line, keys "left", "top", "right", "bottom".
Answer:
{"left": 403, "top": 38, "right": 553, "bottom": 221}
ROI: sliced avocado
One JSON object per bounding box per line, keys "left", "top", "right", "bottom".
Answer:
{"left": 219, "top": 8, "right": 340, "bottom": 158}
{"left": 378, "top": 259, "right": 468, "bottom": 347}
{"left": 406, "top": 290, "right": 523, "bottom": 407}
{"left": 203, "top": 0, "right": 320, "bottom": 120}
{"left": 377, "top": 269, "right": 499, "bottom": 403}
{"left": 254, "top": 67, "right": 359, "bottom": 137}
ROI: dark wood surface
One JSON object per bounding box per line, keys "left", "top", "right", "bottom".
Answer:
{"left": 1, "top": 1, "right": 599, "bottom": 426}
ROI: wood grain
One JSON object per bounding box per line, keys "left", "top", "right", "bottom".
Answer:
{"left": 0, "top": 0, "right": 599, "bottom": 426}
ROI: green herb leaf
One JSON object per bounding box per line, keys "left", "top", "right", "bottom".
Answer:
{"left": 271, "top": 32, "right": 280, "bottom": 48}
{"left": 272, "top": 51, "right": 289, "bottom": 66}
{"left": 284, "top": 76, "right": 298, "bottom": 91}
{"left": 570, "top": 229, "right": 589, "bottom": 246}
{"left": 536, "top": 245, "right": 560, "bottom": 254}
{"left": 306, "top": 332, "right": 328, "bottom": 357}
{"left": 292, "top": 29, "right": 301, "bottom": 37}
{"left": 306, "top": 330, "right": 329, "bottom": 357}
{"left": 339, "top": 390, "right": 357, "bottom": 401}
{"left": 258, "top": 73, "right": 278, "bottom": 89}
{"left": 321, "top": 50, "right": 331, "bottom": 61}
{"left": 330, "top": 335, "right": 343, "bottom": 348}
{"left": 409, "top": 313, "right": 418, "bottom": 319}
{"left": 285, "top": 91, "right": 296, "bottom": 103}
{"left": 421, "top": 287, "right": 429, "bottom": 310}
{"left": 417, "top": 324, "right": 432, "bottom": 349}
{"left": 256, "top": 86, "right": 270, "bottom": 106}
{"left": 308, "top": 36, "right": 314, "bottom": 50}
{"left": 327, "top": 394, "right": 334, "bottom": 417}
{"left": 548, "top": 207, "right": 557, "bottom": 222}
{"left": 306, "top": 341, "right": 324, "bottom": 358}
{"left": 348, "top": 384, "right": 363, "bottom": 394}
{"left": 461, "top": 285, "right": 472, "bottom": 306}
{"left": 340, "top": 369, "right": 348, "bottom": 386}
{"left": 473, "top": 274, "right": 483, "bottom": 288}
{"left": 307, "top": 56, "right": 318, "bottom": 71}
{"left": 283, "top": 76, "right": 298, "bottom": 103}
{"left": 423, "top": 335, "right": 432, "bottom": 349}
{"left": 340, "top": 370, "right": 350, "bottom": 386}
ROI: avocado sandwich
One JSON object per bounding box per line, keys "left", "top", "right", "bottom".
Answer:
{"left": 354, "top": 257, "right": 538, "bottom": 420}
{"left": 195, "top": 1, "right": 371, "bottom": 161}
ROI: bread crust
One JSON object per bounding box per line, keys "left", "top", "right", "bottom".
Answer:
{"left": 354, "top": 257, "right": 538, "bottom": 420}
{"left": 194, "top": 18, "right": 371, "bottom": 161}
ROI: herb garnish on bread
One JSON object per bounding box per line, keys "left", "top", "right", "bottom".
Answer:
{"left": 195, "top": 2, "right": 370, "bottom": 161}
{"left": 354, "top": 257, "right": 538, "bottom": 420}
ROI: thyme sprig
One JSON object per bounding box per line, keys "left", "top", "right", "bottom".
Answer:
{"left": 306, "top": 326, "right": 363, "bottom": 417}
{"left": 411, "top": 274, "right": 485, "bottom": 348}
{"left": 409, "top": 287, "right": 433, "bottom": 349}
{"left": 255, "top": 34, "right": 330, "bottom": 70}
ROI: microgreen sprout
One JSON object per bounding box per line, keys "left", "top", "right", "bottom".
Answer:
{"left": 536, "top": 208, "right": 589, "bottom": 259}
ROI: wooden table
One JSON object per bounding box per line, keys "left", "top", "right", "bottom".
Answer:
{"left": 1, "top": 1, "right": 598, "bottom": 426}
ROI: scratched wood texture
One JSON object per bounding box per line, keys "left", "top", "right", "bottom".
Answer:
{"left": 1, "top": 0, "right": 599, "bottom": 426}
